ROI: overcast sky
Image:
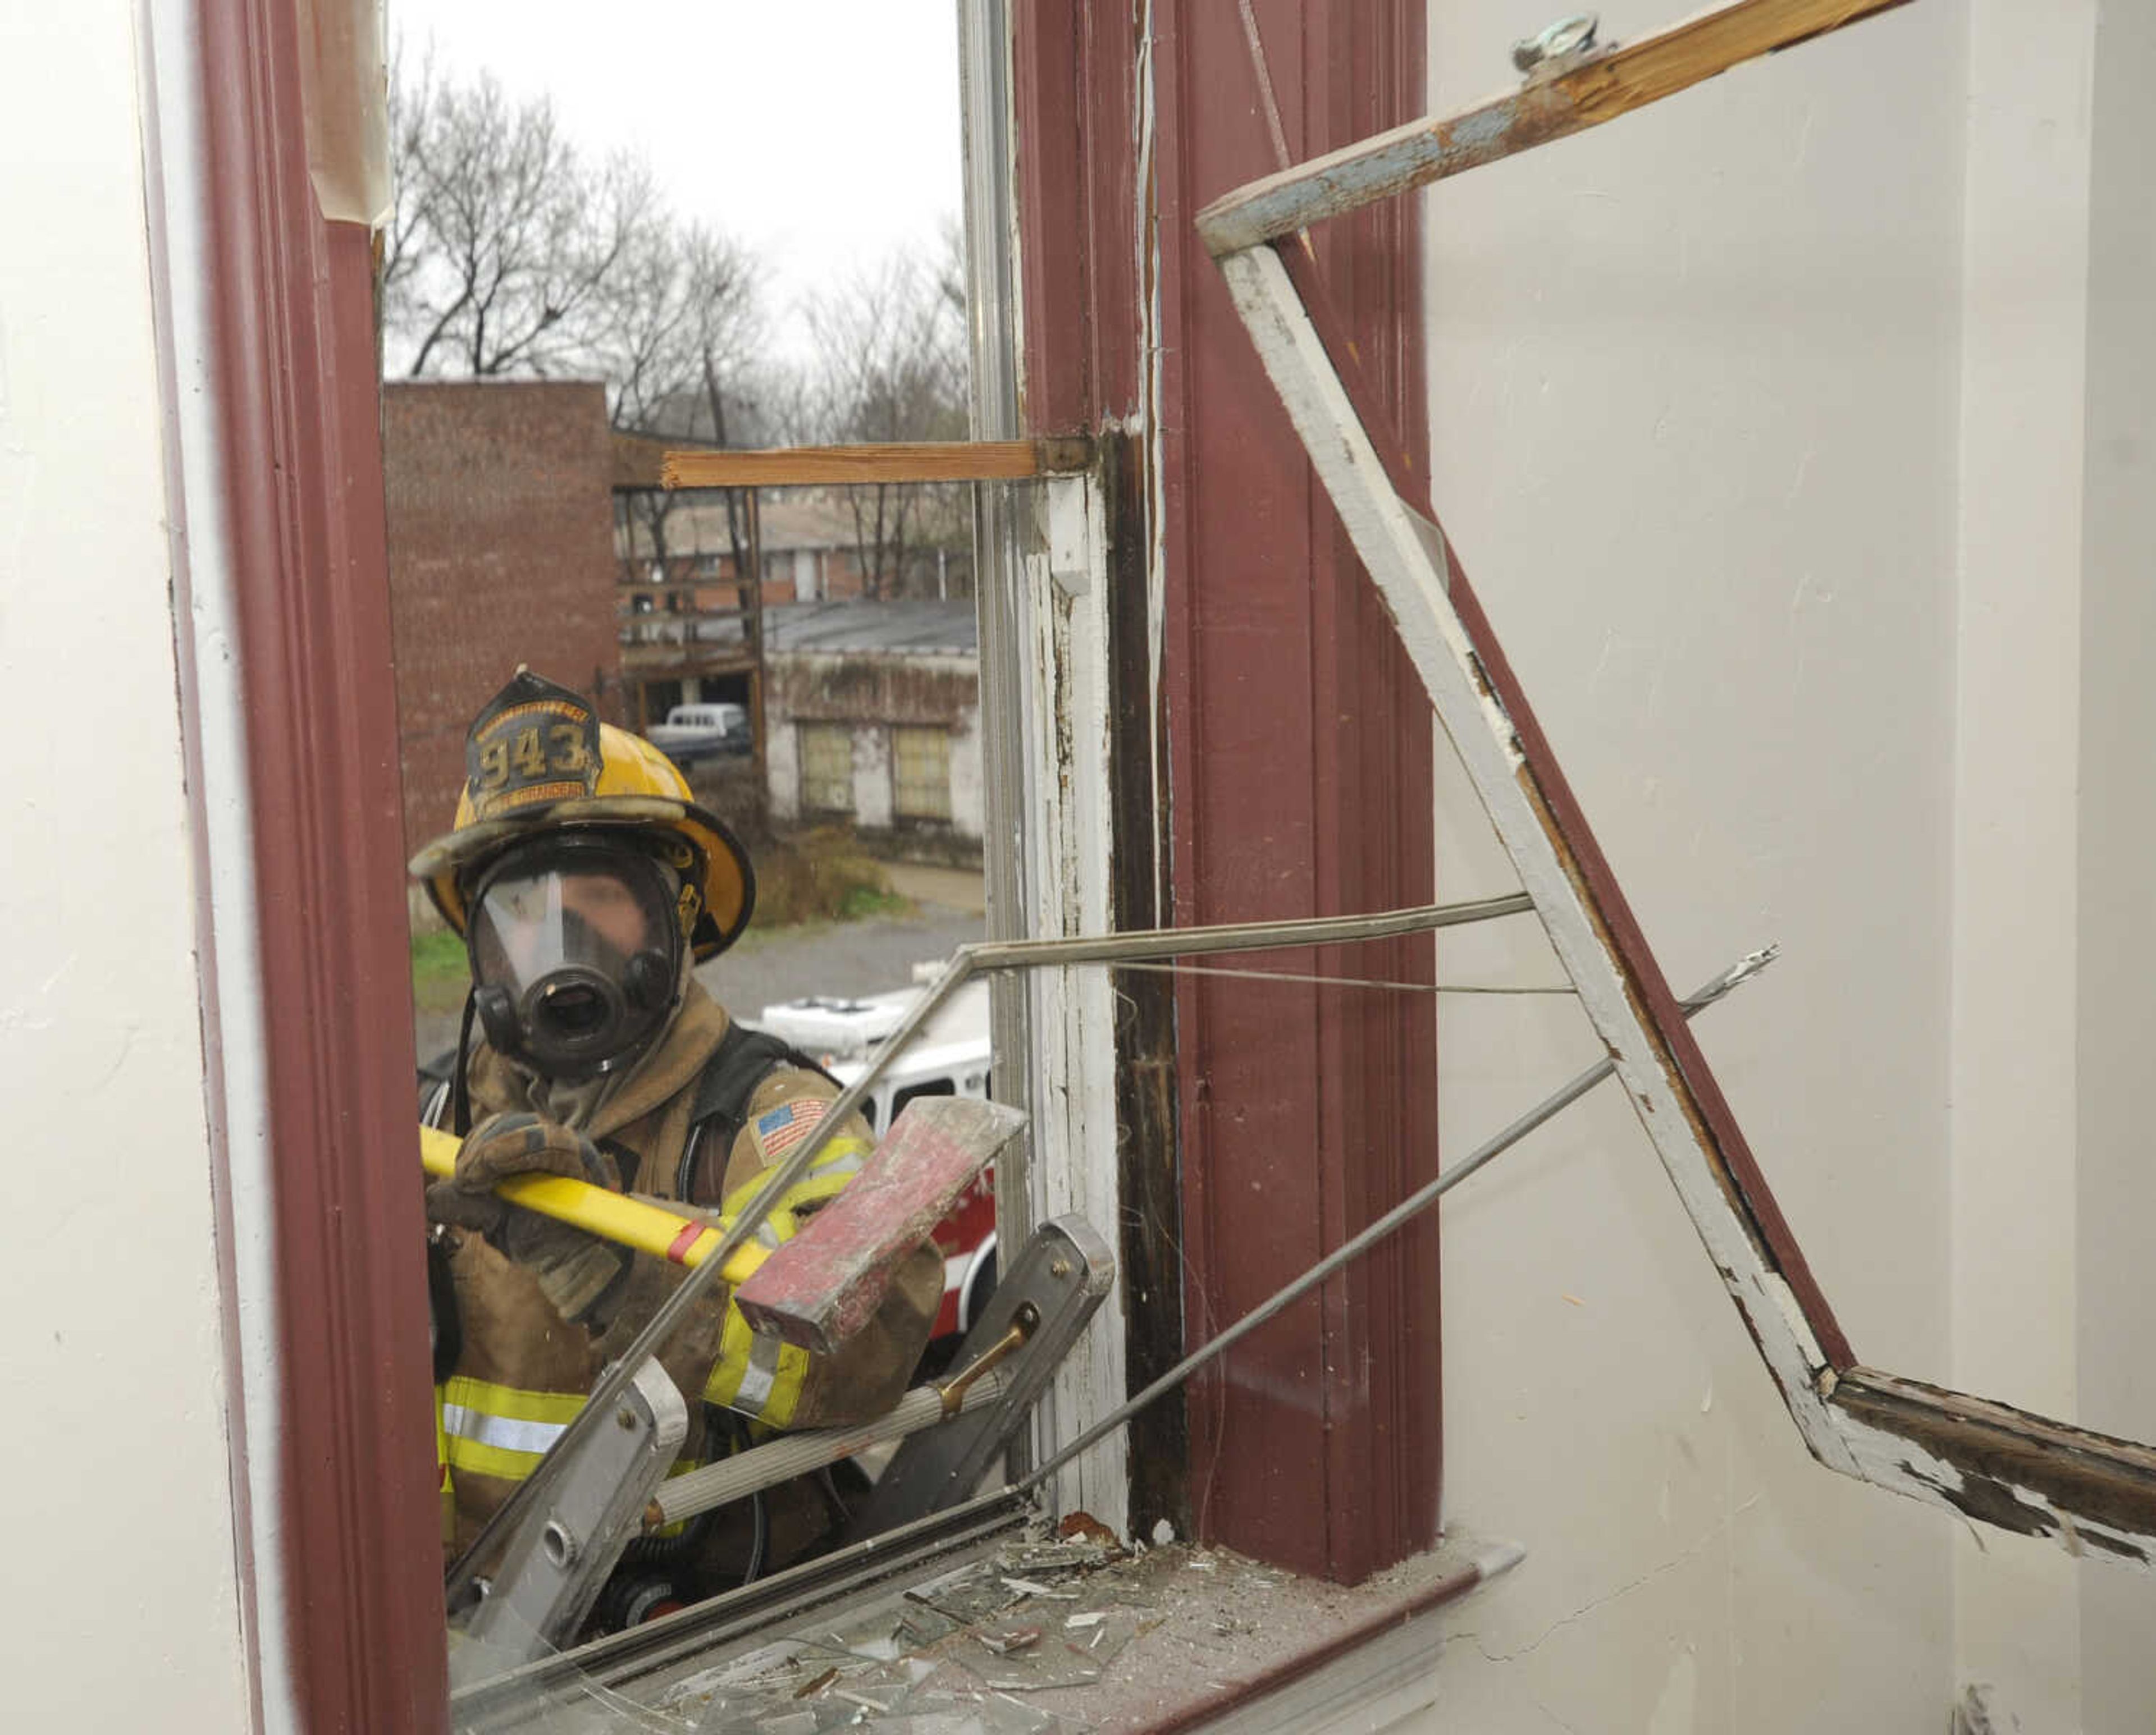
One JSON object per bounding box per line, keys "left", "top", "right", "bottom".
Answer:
{"left": 389, "top": 1, "right": 965, "bottom": 359}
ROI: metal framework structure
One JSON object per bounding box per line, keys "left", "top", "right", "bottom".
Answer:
{"left": 1198, "top": 0, "right": 2156, "bottom": 1569}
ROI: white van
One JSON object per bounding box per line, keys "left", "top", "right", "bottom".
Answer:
{"left": 647, "top": 702, "right": 750, "bottom": 762}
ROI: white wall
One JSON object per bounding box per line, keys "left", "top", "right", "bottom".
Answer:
{"left": 1949, "top": 4, "right": 2097, "bottom": 1724}
{"left": 1402, "top": 6, "right": 2156, "bottom": 1730}
{"left": 2071, "top": 2, "right": 2156, "bottom": 1727}
{"left": 1417, "top": 6, "right": 1962, "bottom": 1728}
{"left": 0, "top": 7, "right": 250, "bottom": 1729}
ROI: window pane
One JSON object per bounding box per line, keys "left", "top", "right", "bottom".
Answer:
{"left": 800, "top": 722, "right": 853, "bottom": 813}
{"left": 892, "top": 725, "right": 952, "bottom": 820}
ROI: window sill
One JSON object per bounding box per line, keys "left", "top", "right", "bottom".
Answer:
{"left": 454, "top": 1507, "right": 1523, "bottom": 1732}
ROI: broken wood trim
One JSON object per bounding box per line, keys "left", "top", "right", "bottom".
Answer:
{"left": 660, "top": 437, "right": 1095, "bottom": 489}
{"left": 1832, "top": 1371, "right": 2156, "bottom": 1564}
{"left": 1195, "top": 0, "right": 1917, "bottom": 255}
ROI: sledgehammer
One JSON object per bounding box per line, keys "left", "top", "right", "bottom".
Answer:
{"left": 418, "top": 1095, "right": 1025, "bottom": 1354}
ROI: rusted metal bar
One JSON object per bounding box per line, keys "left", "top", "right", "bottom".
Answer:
{"left": 660, "top": 437, "right": 1095, "bottom": 489}
{"left": 1195, "top": 0, "right": 1917, "bottom": 256}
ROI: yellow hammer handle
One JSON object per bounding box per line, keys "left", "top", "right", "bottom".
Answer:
{"left": 419, "top": 1124, "right": 766, "bottom": 1284}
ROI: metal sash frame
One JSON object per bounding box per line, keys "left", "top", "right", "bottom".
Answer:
{"left": 1194, "top": 0, "right": 2156, "bottom": 1568}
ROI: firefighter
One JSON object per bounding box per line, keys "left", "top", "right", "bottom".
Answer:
{"left": 412, "top": 669, "right": 940, "bottom": 1606}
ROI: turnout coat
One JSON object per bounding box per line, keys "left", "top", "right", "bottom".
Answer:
{"left": 429, "top": 979, "right": 943, "bottom": 1577}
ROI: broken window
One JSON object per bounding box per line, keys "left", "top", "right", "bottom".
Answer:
{"left": 890, "top": 725, "right": 952, "bottom": 822}
{"left": 797, "top": 722, "right": 854, "bottom": 816}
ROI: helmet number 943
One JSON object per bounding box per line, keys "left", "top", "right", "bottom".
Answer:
{"left": 477, "top": 724, "right": 591, "bottom": 794}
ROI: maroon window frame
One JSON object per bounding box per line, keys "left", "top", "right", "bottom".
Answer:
{"left": 1014, "top": 0, "right": 1439, "bottom": 1582}
{"left": 199, "top": 0, "right": 447, "bottom": 1725}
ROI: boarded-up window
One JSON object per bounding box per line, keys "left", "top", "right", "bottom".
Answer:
{"left": 892, "top": 726, "right": 952, "bottom": 820}
{"left": 800, "top": 723, "right": 853, "bottom": 813}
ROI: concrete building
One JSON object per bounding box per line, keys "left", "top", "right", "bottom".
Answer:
{"left": 763, "top": 598, "right": 983, "bottom": 860}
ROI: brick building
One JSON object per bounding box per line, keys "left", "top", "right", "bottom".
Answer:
{"left": 382, "top": 380, "right": 623, "bottom": 862}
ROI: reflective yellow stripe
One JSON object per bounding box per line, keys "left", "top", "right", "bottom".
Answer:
{"left": 438, "top": 1375, "right": 588, "bottom": 1484}
{"left": 435, "top": 1393, "right": 455, "bottom": 1545}
{"left": 437, "top": 1381, "right": 725, "bottom": 1515}
{"left": 809, "top": 1135, "right": 871, "bottom": 1171}
{"left": 719, "top": 1137, "right": 873, "bottom": 1221}
{"left": 441, "top": 1375, "right": 587, "bottom": 1428}
{"left": 704, "top": 1304, "right": 810, "bottom": 1429}
{"left": 445, "top": 1434, "right": 553, "bottom": 1484}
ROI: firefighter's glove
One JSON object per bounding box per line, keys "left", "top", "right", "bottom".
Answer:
{"left": 424, "top": 1112, "right": 630, "bottom": 1329}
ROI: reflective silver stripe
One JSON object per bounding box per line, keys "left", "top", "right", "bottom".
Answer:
{"left": 755, "top": 1222, "right": 783, "bottom": 1252}
{"left": 441, "top": 1402, "right": 569, "bottom": 1459}
{"left": 808, "top": 1148, "right": 865, "bottom": 1178}
{"left": 731, "top": 1328, "right": 782, "bottom": 1417}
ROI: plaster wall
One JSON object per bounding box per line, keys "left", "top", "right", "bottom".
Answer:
{"left": 0, "top": 7, "right": 250, "bottom": 1727}
{"left": 2074, "top": 2, "right": 2156, "bottom": 1726}
{"left": 1414, "top": 6, "right": 1961, "bottom": 1728}
{"left": 1949, "top": 3, "right": 2095, "bottom": 1724}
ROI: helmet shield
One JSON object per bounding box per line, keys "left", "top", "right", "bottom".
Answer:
{"left": 465, "top": 836, "right": 683, "bottom": 1078}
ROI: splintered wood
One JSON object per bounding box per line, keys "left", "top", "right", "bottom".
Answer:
{"left": 1196, "top": 0, "right": 1919, "bottom": 255}
{"left": 660, "top": 438, "right": 1093, "bottom": 489}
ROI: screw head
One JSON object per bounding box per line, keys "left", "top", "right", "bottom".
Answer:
{"left": 1513, "top": 12, "right": 1599, "bottom": 74}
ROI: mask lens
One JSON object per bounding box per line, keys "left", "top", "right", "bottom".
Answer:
{"left": 467, "top": 841, "right": 682, "bottom": 1075}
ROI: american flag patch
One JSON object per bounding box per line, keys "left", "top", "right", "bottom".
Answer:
{"left": 753, "top": 1097, "right": 828, "bottom": 1160}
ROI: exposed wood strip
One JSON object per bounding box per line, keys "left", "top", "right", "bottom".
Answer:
{"left": 660, "top": 437, "right": 1094, "bottom": 489}
{"left": 1196, "top": 0, "right": 1917, "bottom": 254}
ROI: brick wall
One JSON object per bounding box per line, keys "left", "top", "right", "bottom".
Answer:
{"left": 383, "top": 381, "right": 622, "bottom": 861}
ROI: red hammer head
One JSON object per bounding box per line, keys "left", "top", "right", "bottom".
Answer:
{"left": 732, "top": 1096, "right": 1027, "bottom": 1355}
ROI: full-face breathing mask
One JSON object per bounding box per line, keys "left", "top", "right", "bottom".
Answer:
{"left": 464, "top": 835, "right": 687, "bottom": 1079}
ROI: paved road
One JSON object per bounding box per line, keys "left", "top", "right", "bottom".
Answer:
{"left": 413, "top": 883, "right": 986, "bottom": 1064}
{"left": 697, "top": 904, "right": 985, "bottom": 1023}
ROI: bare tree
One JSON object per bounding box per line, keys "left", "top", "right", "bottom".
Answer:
{"left": 800, "top": 237, "right": 971, "bottom": 600}
{"left": 383, "top": 66, "right": 657, "bottom": 379}
{"left": 384, "top": 53, "right": 773, "bottom": 610}
{"left": 601, "top": 221, "right": 770, "bottom": 590}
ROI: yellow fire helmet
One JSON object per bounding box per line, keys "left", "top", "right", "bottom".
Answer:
{"left": 409, "top": 669, "right": 754, "bottom": 960}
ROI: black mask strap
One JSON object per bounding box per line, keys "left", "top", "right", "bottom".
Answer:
{"left": 452, "top": 983, "right": 479, "bottom": 1137}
